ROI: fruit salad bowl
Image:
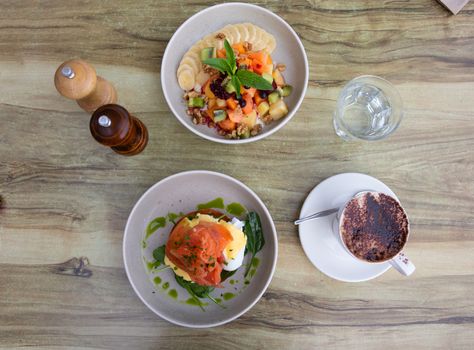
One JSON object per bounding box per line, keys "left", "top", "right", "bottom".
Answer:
{"left": 161, "top": 2, "right": 309, "bottom": 144}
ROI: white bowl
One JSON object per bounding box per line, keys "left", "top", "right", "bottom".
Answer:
{"left": 161, "top": 2, "right": 309, "bottom": 144}
{"left": 123, "top": 171, "right": 278, "bottom": 327}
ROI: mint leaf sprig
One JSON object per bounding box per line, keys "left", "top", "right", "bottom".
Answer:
{"left": 202, "top": 39, "right": 273, "bottom": 98}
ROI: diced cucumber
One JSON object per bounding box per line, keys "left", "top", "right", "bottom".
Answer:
{"left": 262, "top": 72, "right": 273, "bottom": 84}
{"left": 213, "top": 109, "right": 227, "bottom": 122}
{"left": 268, "top": 91, "right": 280, "bottom": 105}
{"left": 200, "top": 47, "right": 216, "bottom": 61}
{"left": 281, "top": 85, "right": 293, "bottom": 97}
{"left": 257, "top": 101, "right": 270, "bottom": 117}
{"left": 225, "top": 81, "right": 236, "bottom": 94}
{"left": 188, "top": 97, "right": 205, "bottom": 108}
{"left": 269, "top": 99, "right": 288, "bottom": 120}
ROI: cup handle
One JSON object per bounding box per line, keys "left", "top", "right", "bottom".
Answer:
{"left": 389, "top": 252, "right": 415, "bottom": 276}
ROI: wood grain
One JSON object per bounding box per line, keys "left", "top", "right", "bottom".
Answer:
{"left": 1, "top": 0, "right": 473, "bottom": 349}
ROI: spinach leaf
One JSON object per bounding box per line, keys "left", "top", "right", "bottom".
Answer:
{"left": 152, "top": 245, "right": 166, "bottom": 265}
{"left": 189, "top": 283, "right": 214, "bottom": 298}
{"left": 174, "top": 274, "right": 188, "bottom": 289}
{"left": 175, "top": 275, "right": 206, "bottom": 311}
{"left": 220, "top": 269, "right": 237, "bottom": 281}
{"left": 243, "top": 211, "right": 265, "bottom": 277}
{"left": 174, "top": 275, "right": 223, "bottom": 310}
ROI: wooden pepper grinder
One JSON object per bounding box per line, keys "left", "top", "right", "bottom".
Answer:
{"left": 54, "top": 59, "right": 117, "bottom": 112}
{"left": 90, "top": 104, "right": 148, "bottom": 155}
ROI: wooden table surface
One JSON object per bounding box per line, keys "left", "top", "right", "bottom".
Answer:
{"left": 1, "top": 1, "right": 473, "bottom": 349}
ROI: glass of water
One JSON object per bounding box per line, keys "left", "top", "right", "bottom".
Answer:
{"left": 333, "top": 75, "right": 403, "bottom": 141}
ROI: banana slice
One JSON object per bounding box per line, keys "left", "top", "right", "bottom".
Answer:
{"left": 177, "top": 63, "right": 196, "bottom": 76}
{"left": 186, "top": 50, "right": 201, "bottom": 63}
{"left": 202, "top": 33, "right": 215, "bottom": 42}
{"left": 236, "top": 23, "right": 249, "bottom": 43}
{"left": 187, "top": 46, "right": 202, "bottom": 59}
{"left": 253, "top": 27, "right": 267, "bottom": 51}
{"left": 245, "top": 23, "right": 257, "bottom": 45}
{"left": 192, "top": 40, "right": 206, "bottom": 53}
{"left": 202, "top": 39, "right": 218, "bottom": 53}
{"left": 180, "top": 56, "right": 200, "bottom": 74}
{"left": 215, "top": 39, "right": 225, "bottom": 51}
{"left": 220, "top": 28, "right": 234, "bottom": 44}
{"left": 260, "top": 27, "right": 276, "bottom": 52}
{"left": 227, "top": 25, "right": 241, "bottom": 44}
{"left": 178, "top": 69, "right": 195, "bottom": 91}
{"left": 196, "top": 70, "right": 210, "bottom": 85}
{"left": 259, "top": 28, "right": 276, "bottom": 53}
{"left": 265, "top": 34, "right": 277, "bottom": 53}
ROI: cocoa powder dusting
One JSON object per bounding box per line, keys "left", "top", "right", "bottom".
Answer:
{"left": 340, "top": 192, "right": 409, "bottom": 262}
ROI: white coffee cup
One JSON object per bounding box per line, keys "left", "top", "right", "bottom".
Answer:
{"left": 332, "top": 191, "right": 415, "bottom": 276}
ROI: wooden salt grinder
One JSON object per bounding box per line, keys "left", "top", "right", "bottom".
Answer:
{"left": 90, "top": 104, "right": 148, "bottom": 156}
{"left": 54, "top": 59, "right": 117, "bottom": 112}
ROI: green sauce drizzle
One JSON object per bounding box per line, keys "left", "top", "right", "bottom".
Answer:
{"left": 153, "top": 276, "right": 162, "bottom": 285}
{"left": 215, "top": 298, "right": 222, "bottom": 304}
{"left": 162, "top": 282, "right": 170, "bottom": 290}
{"left": 142, "top": 240, "right": 147, "bottom": 248}
{"left": 168, "top": 289, "right": 178, "bottom": 299}
{"left": 226, "top": 202, "right": 246, "bottom": 216}
{"left": 223, "top": 292, "right": 235, "bottom": 301}
{"left": 229, "top": 279, "right": 235, "bottom": 285}
{"left": 167, "top": 212, "right": 183, "bottom": 224}
{"left": 146, "top": 216, "right": 166, "bottom": 238}
{"left": 144, "top": 259, "right": 161, "bottom": 271}
{"left": 196, "top": 198, "right": 225, "bottom": 210}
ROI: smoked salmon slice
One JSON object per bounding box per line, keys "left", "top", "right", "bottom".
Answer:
{"left": 166, "top": 214, "right": 233, "bottom": 287}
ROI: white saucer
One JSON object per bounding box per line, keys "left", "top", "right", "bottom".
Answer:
{"left": 298, "top": 173, "right": 398, "bottom": 282}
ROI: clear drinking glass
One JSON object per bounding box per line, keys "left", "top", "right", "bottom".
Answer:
{"left": 333, "top": 75, "right": 403, "bottom": 141}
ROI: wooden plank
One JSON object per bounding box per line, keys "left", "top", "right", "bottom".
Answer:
{"left": 0, "top": 262, "right": 473, "bottom": 349}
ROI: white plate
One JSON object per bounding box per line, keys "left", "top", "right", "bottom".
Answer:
{"left": 298, "top": 173, "right": 398, "bottom": 282}
{"left": 123, "top": 170, "right": 278, "bottom": 328}
{"left": 161, "top": 2, "right": 309, "bottom": 144}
